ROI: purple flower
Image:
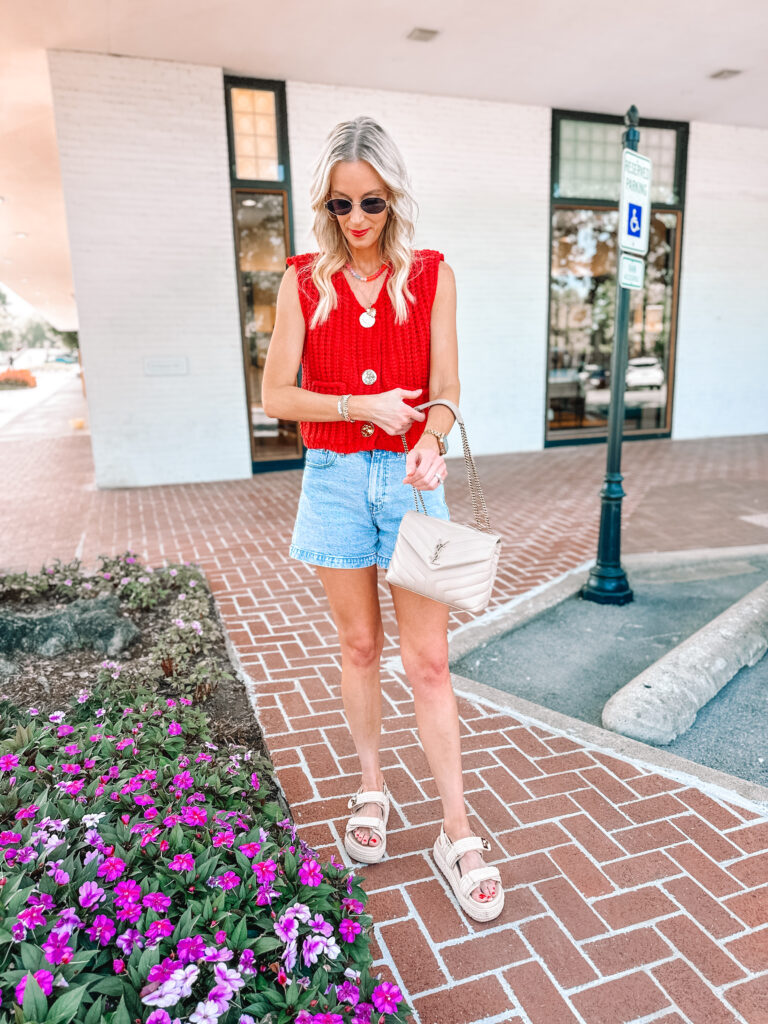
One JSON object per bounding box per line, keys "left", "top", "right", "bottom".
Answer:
{"left": 177, "top": 935, "right": 206, "bottom": 963}
{"left": 252, "top": 858, "right": 277, "bottom": 883}
{"left": 143, "top": 891, "right": 171, "bottom": 912}
{"left": 298, "top": 858, "right": 323, "bottom": 887}
{"left": 18, "top": 905, "right": 46, "bottom": 930}
{"left": 146, "top": 918, "right": 175, "bottom": 944}
{"left": 371, "top": 981, "right": 402, "bottom": 1013}
{"left": 79, "top": 881, "right": 106, "bottom": 908}
{"left": 339, "top": 918, "right": 363, "bottom": 943}
{"left": 172, "top": 771, "right": 194, "bottom": 791}
{"left": 97, "top": 855, "right": 127, "bottom": 881}
{"left": 114, "top": 879, "right": 142, "bottom": 903}
{"left": 41, "top": 929, "right": 73, "bottom": 965}
{"left": 168, "top": 853, "right": 194, "bottom": 872}
{"left": 15, "top": 969, "right": 54, "bottom": 1004}
{"left": 301, "top": 934, "right": 324, "bottom": 966}
{"left": 86, "top": 914, "right": 116, "bottom": 946}
{"left": 274, "top": 914, "right": 298, "bottom": 943}
{"left": 211, "top": 871, "right": 240, "bottom": 890}
{"left": 14, "top": 804, "right": 39, "bottom": 821}
{"left": 335, "top": 979, "right": 360, "bottom": 1005}
{"left": 116, "top": 927, "right": 144, "bottom": 956}
{"left": 180, "top": 806, "right": 207, "bottom": 826}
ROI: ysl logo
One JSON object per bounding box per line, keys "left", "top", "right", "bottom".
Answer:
{"left": 431, "top": 538, "right": 449, "bottom": 564}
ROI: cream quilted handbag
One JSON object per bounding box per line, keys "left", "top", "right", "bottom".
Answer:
{"left": 385, "top": 399, "right": 501, "bottom": 613}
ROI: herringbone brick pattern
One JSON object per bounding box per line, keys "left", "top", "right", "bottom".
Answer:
{"left": 2, "top": 380, "right": 768, "bottom": 1023}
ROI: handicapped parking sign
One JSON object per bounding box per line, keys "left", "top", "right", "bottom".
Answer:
{"left": 627, "top": 203, "right": 642, "bottom": 238}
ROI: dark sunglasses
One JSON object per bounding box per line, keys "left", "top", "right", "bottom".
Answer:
{"left": 325, "top": 197, "right": 389, "bottom": 217}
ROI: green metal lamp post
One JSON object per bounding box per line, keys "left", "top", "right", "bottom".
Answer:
{"left": 580, "top": 105, "right": 643, "bottom": 606}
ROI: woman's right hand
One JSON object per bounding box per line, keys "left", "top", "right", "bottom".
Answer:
{"left": 355, "top": 388, "right": 427, "bottom": 436}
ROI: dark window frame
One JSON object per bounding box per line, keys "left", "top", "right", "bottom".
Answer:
{"left": 224, "top": 75, "right": 302, "bottom": 474}
{"left": 544, "top": 108, "right": 689, "bottom": 448}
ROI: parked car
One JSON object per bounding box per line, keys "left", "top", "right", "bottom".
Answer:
{"left": 626, "top": 356, "right": 664, "bottom": 389}
{"left": 578, "top": 364, "right": 609, "bottom": 389}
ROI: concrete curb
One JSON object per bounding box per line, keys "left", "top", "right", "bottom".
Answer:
{"left": 602, "top": 578, "right": 768, "bottom": 744}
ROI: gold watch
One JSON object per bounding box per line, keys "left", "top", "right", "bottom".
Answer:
{"left": 423, "top": 428, "right": 448, "bottom": 455}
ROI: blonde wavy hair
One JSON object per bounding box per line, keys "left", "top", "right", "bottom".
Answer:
{"left": 301, "top": 115, "right": 421, "bottom": 328}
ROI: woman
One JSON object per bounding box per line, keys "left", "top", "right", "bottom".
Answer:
{"left": 262, "top": 115, "right": 504, "bottom": 922}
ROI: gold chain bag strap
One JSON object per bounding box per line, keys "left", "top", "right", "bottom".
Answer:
{"left": 384, "top": 399, "right": 501, "bottom": 613}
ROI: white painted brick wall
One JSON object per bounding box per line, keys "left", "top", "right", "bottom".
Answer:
{"left": 674, "top": 121, "right": 768, "bottom": 439}
{"left": 47, "top": 50, "right": 251, "bottom": 488}
{"left": 286, "top": 81, "right": 552, "bottom": 456}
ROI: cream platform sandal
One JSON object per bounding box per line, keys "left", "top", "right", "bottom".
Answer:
{"left": 343, "top": 781, "right": 391, "bottom": 864}
{"left": 432, "top": 821, "right": 505, "bottom": 922}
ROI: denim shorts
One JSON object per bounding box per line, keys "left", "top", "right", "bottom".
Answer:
{"left": 289, "top": 448, "right": 451, "bottom": 570}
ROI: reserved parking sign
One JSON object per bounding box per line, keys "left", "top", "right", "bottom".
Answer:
{"left": 618, "top": 149, "right": 652, "bottom": 255}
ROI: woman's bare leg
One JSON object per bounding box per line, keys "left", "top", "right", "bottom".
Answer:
{"left": 387, "top": 582, "right": 497, "bottom": 901}
{"left": 315, "top": 564, "right": 386, "bottom": 848}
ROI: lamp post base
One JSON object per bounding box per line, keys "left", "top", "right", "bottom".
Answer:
{"left": 580, "top": 565, "right": 634, "bottom": 605}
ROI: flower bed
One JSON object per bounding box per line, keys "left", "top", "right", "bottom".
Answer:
{"left": 0, "top": 555, "right": 412, "bottom": 1023}
{"left": 0, "top": 368, "right": 36, "bottom": 389}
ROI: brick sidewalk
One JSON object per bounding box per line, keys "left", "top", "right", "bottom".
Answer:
{"left": 2, "top": 379, "right": 768, "bottom": 1023}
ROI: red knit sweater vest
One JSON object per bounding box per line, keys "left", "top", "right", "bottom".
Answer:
{"left": 285, "top": 248, "right": 445, "bottom": 453}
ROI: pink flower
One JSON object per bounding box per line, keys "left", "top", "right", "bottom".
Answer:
{"left": 78, "top": 876, "right": 105, "bottom": 909}
{"left": 15, "top": 969, "right": 54, "bottom": 1004}
{"left": 114, "top": 879, "right": 142, "bottom": 903}
{"left": 339, "top": 918, "right": 363, "bottom": 943}
{"left": 0, "top": 753, "right": 20, "bottom": 771}
{"left": 168, "top": 721, "right": 182, "bottom": 736}
{"left": 180, "top": 806, "right": 207, "bottom": 826}
{"left": 97, "top": 856, "right": 127, "bottom": 881}
{"left": 14, "top": 804, "right": 39, "bottom": 821}
{"left": 252, "top": 859, "right": 278, "bottom": 884}
{"left": 169, "top": 853, "right": 195, "bottom": 872}
{"left": 172, "top": 771, "right": 194, "bottom": 791}
{"left": 142, "top": 891, "right": 171, "bottom": 912}
{"left": 87, "top": 914, "right": 116, "bottom": 946}
{"left": 371, "top": 981, "right": 402, "bottom": 1014}
{"left": 298, "top": 858, "right": 323, "bottom": 887}
{"left": 113, "top": 958, "right": 126, "bottom": 973}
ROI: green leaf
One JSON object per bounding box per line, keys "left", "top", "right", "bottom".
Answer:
{"left": 45, "top": 985, "right": 87, "bottom": 1024}
{"left": 89, "top": 976, "right": 125, "bottom": 996}
{"left": 83, "top": 996, "right": 104, "bottom": 1024}
{"left": 109, "top": 995, "right": 132, "bottom": 1024}
{"left": 229, "top": 913, "right": 248, "bottom": 950}
{"left": 19, "top": 941, "right": 42, "bottom": 972}
{"left": 22, "top": 971, "right": 49, "bottom": 1021}
{"left": 137, "top": 943, "right": 160, "bottom": 979}
{"left": 252, "top": 935, "right": 282, "bottom": 955}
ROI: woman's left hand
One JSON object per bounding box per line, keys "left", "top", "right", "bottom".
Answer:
{"left": 403, "top": 442, "right": 447, "bottom": 490}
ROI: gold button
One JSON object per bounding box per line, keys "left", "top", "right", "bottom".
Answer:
{"left": 360, "top": 422, "right": 375, "bottom": 437}
{"left": 362, "top": 369, "right": 377, "bottom": 385}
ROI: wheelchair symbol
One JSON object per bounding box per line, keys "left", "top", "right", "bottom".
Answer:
{"left": 628, "top": 203, "right": 642, "bottom": 237}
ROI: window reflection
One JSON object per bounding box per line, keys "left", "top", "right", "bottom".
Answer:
{"left": 234, "top": 191, "right": 301, "bottom": 460}
{"left": 547, "top": 208, "right": 679, "bottom": 437}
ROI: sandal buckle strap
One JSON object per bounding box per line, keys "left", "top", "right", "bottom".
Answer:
{"left": 458, "top": 866, "right": 502, "bottom": 898}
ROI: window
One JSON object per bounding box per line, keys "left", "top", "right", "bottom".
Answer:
{"left": 546, "top": 109, "right": 688, "bottom": 445}
{"left": 224, "top": 77, "right": 299, "bottom": 470}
